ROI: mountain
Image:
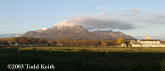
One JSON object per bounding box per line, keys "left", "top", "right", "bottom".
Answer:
{"left": 93, "top": 30, "right": 134, "bottom": 39}
{"left": 36, "top": 28, "right": 48, "bottom": 32}
{"left": 22, "top": 22, "right": 136, "bottom": 40}
{"left": 0, "top": 34, "right": 21, "bottom": 38}
{"left": 22, "top": 24, "right": 101, "bottom": 40}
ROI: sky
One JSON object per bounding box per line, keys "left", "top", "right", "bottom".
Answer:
{"left": 0, "top": 0, "right": 165, "bottom": 40}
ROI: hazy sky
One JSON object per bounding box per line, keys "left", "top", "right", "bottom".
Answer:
{"left": 1, "top": 0, "right": 165, "bottom": 39}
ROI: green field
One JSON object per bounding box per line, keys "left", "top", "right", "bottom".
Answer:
{"left": 17, "top": 47, "right": 165, "bottom": 52}
{"left": 1, "top": 47, "right": 165, "bottom": 71}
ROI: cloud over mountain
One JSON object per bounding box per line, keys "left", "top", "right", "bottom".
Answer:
{"left": 57, "top": 17, "right": 135, "bottom": 30}
{"left": 65, "top": 8, "right": 165, "bottom": 27}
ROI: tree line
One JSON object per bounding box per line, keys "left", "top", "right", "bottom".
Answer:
{"left": 0, "top": 37, "right": 128, "bottom": 47}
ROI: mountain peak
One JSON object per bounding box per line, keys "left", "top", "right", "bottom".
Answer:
{"left": 36, "top": 28, "right": 48, "bottom": 32}
{"left": 22, "top": 21, "right": 136, "bottom": 40}
{"left": 52, "top": 21, "right": 77, "bottom": 29}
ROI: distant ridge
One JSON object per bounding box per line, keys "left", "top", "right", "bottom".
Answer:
{"left": 22, "top": 23, "right": 136, "bottom": 40}
{"left": 0, "top": 34, "right": 21, "bottom": 38}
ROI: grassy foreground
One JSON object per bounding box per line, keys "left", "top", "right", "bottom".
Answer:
{"left": 17, "top": 47, "right": 165, "bottom": 52}
{"left": 1, "top": 47, "right": 165, "bottom": 71}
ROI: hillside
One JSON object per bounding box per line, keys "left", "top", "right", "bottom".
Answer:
{"left": 22, "top": 23, "right": 136, "bottom": 40}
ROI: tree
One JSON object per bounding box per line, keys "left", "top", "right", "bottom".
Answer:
{"left": 50, "top": 41, "right": 56, "bottom": 46}
{"left": 101, "top": 41, "right": 108, "bottom": 46}
{"left": 107, "top": 40, "right": 117, "bottom": 46}
{"left": 125, "top": 40, "right": 131, "bottom": 47}
{"left": 116, "top": 38, "right": 125, "bottom": 45}
{"left": 65, "top": 40, "right": 70, "bottom": 46}
{"left": 19, "top": 38, "right": 27, "bottom": 45}
{"left": 39, "top": 38, "right": 49, "bottom": 46}
{"left": 2, "top": 40, "right": 9, "bottom": 46}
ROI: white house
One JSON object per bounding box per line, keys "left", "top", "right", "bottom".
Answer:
{"left": 131, "top": 34, "right": 165, "bottom": 47}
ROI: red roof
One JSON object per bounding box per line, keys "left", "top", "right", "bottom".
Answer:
{"left": 160, "top": 41, "right": 165, "bottom": 44}
{"left": 132, "top": 42, "right": 140, "bottom": 44}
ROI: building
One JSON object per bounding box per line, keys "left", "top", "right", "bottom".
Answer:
{"left": 131, "top": 34, "right": 165, "bottom": 47}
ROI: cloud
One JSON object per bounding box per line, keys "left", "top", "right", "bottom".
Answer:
{"left": 65, "top": 8, "right": 165, "bottom": 26}
{"left": 93, "top": 0, "right": 99, "bottom": 3}
{"left": 0, "top": 19, "right": 26, "bottom": 24}
{"left": 1, "top": 23, "right": 8, "bottom": 24}
{"left": 59, "top": 17, "right": 136, "bottom": 30}
{"left": 96, "top": 6, "right": 109, "bottom": 10}
{"left": 128, "top": 8, "right": 142, "bottom": 13}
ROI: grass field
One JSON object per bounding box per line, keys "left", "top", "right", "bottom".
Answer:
{"left": 18, "top": 47, "right": 165, "bottom": 52}
{"left": 1, "top": 47, "right": 165, "bottom": 71}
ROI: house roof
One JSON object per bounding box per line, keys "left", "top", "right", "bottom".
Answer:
{"left": 132, "top": 42, "right": 140, "bottom": 44}
{"left": 140, "top": 39, "right": 160, "bottom": 41}
{"left": 160, "top": 41, "right": 165, "bottom": 44}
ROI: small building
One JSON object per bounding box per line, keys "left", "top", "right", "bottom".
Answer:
{"left": 131, "top": 34, "right": 165, "bottom": 47}
{"left": 131, "top": 41, "right": 141, "bottom": 47}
